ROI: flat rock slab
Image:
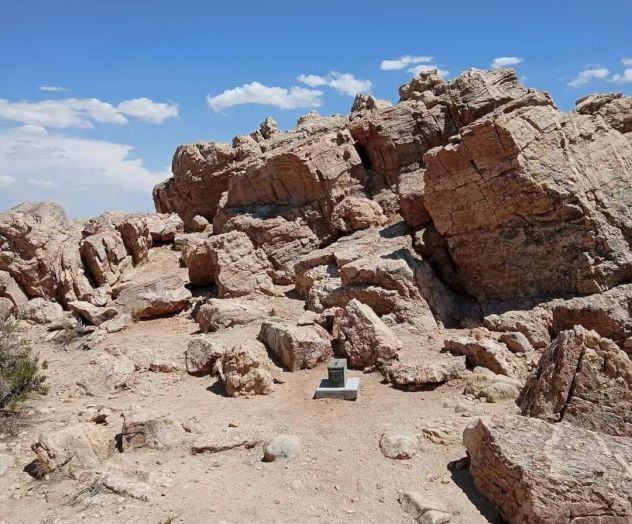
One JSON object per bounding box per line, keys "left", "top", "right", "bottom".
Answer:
{"left": 313, "top": 377, "right": 360, "bottom": 400}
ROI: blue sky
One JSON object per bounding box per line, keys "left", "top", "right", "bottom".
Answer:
{"left": 1, "top": 0, "right": 631, "bottom": 217}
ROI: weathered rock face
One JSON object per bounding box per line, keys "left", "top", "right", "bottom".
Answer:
{"left": 181, "top": 231, "right": 275, "bottom": 297}
{"left": 0, "top": 202, "right": 96, "bottom": 305}
{"left": 575, "top": 92, "right": 632, "bottom": 135}
{"left": 464, "top": 415, "right": 632, "bottom": 524}
{"left": 520, "top": 326, "right": 632, "bottom": 437}
{"left": 422, "top": 71, "right": 632, "bottom": 300}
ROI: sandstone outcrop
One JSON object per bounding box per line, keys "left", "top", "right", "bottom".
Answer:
{"left": 520, "top": 326, "right": 632, "bottom": 437}
{"left": 464, "top": 415, "right": 632, "bottom": 523}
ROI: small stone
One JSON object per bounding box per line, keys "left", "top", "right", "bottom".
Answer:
{"left": 262, "top": 435, "right": 301, "bottom": 462}
{"left": 0, "top": 453, "right": 13, "bottom": 477}
{"left": 379, "top": 432, "right": 418, "bottom": 459}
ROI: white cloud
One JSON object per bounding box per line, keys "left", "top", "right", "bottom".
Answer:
{"left": 117, "top": 98, "right": 179, "bottom": 123}
{"left": 297, "top": 72, "right": 372, "bottom": 96}
{"left": 0, "top": 97, "right": 178, "bottom": 128}
{"left": 207, "top": 82, "right": 323, "bottom": 111}
{"left": 0, "top": 176, "right": 16, "bottom": 187}
{"left": 0, "top": 126, "right": 170, "bottom": 216}
{"left": 568, "top": 67, "right": 610, "bottom": 88}
{"left": 380, "top": 55, "right": 433, "bottom": 71}
{"left": 40, "top": 85, "right": 69, "bottom": 92}
{"left": 490, "top": 56, "right": 523, "bottom": 69}
{"left": 611, "top": 58, "right": 632, "bottom": 83}
{"left": 408, "top": 64, "right": 450, "bottom": 78}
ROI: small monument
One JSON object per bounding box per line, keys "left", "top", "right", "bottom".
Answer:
{"left": 314, "top": 357, "right": 360, "bottom": 400}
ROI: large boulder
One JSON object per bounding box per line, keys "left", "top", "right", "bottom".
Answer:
{"left": 520, "top": 326, "right": 632, "bottom": 437}
{"left": 19, "top": 298, "right": 64, "bottom": 324}
{"left": 196, "top": 298, "right": 271, "bottom": 333}
{"left": 181, "top": 231, "right": 275, "bottom": 297}
{"left": 145, "top": 213, "right": 184, "bottom": 242}
{"left": 80, "top": 231, "right": 130, "bottom": 287}
{"left": 333, "top": 299, "right": 401, "bottom": 369}
{"left": 464, "top": 415, "right": 632, "bottom": 523}
{"left": 445, "top": 334, "right": 526, "bottom": 378}
{"left": 0, "top": 270, "right": 27, "bottom": 308}
{"left": 421, "top": 70, "right": 632, "bottom": 300}
{"left": 116, "top": 275, "right": 191, "bottom": 319}
{"left": 258, "top": 320, "right": 332, "bottom": 371}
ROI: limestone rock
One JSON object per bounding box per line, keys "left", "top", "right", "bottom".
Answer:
{"left": 31, "top": 424, "right": 114, "bottom": 475}
{"left": 0, "top": 297, "right": 13, "bottom": 321}
{"left": 520, "top": 326, "right": 632, "bottom": 437}
{"left": 421, "top": 70, "right": 632, "bottom": 300}
{"left": 499, "top": 331, "right": 532, "bottom": 353}
{"left": 398, "top": 491, "right": 451, "bottom": 524}
{"left": 550, "top": 284, "right": 632, "bottom": 346}
{"left": 116, "top": 275, "right": 191, "bottom": 319}
{"left": 463, "top": 368, "right": 522, "bottom": 403}
{"left": 463, "top": 415, "right": 632, "bottom": 523}
{"left": 330, "top": 196, "right": 386, "bottom": 233}
{"left": 181, "top": 231, "right": 275, "bottom": 297}
{"left": 121, "top": 409, "right": 184, "bottom": 450}
{"left": 0, "top": 202, "right": 95, "bottom": 305}
{"left": 445, "top": 335, "right": 525, "bottom": 378}
{"left": 258, "top": 320, "right": 332, "bottom": 371}
{"left": 67, "top": 301, "right": 119, "bottom": 326}
{"left": 0, "top": 270, "right": 27, "bottom": 308}
{"left": 80, "top": 231, "right": 130, "bottom": 287}
{"left": 196, "top": 298, "right": 270, "bottom": 332}
{"left": 381, "top": 354, "right": 466, "bottom": 388}
{"left": 146, "top": 213, "right": 184, "bottom": 242}
{"left": 575, "top": 92, "right": 632, "bottom": 134}
{"left": 262, "top": 435, "right": 300, "bottom": 462}
{"left": 19, "top": 298, "right": 64, "bottom": 324}
{"left": 184, "top": 336, "right": 225, "bottom": 376}
{"left": 379, "top": 432, "right": 418, "bottom": 459}
{"left": 334, "top": 299, "right": 401, "bottom": 369}
{"left": 218, "top": 345, "right": 274, "bottom": 397}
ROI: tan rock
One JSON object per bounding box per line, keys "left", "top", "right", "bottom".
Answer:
{"left": 116, "top": 275, "right": 191, "bottom": 319}
{"left": 334, "top": 299, "right": 401, "bottom": 369}
{"left": 331, "top": 196, "right": 386, "bottom": 233}
{"left": 464, "top": 415, "right": 632, "bottom": 523}
{"left": 19, "top": 298, "right": 64, "bottom": 324}
{"left": 258, "top": 320, "right": 332, "bottom": 371}
{"left": 521, "top": 326, "right": 632, "bottom": 437}
{"left": 185, "top": 336, "right": 225, "bottom": 376}
{"left": 146, "top": 213, "right": 184, "bottom": 242}
{"left": 121, "top": 409, "right": 184, "bottom": 450}
{"left": 67, "top": 301, "right": 118, "bottom": 326}
{"left": 381, "top": 354, "right": 466, "bottom": 388}
{"left": 196, "top": 298, "right": 270, "bottom": 332}
{"left": 445, "top": 335, "right": 525, "bottom": 378}
{"left": 181, "top": 231, "right": 275, "bottom": 297}
{"left": 80, "top": 231, "right": 130, "bottom": 287}
{"left": 218, "top": 345, "right": 274, "bottom": 397}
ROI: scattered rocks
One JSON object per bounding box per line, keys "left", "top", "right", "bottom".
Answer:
{"left": 379, "top": 432, "right": 418, "bottom": 459}
{"left": 262, "top": 435, "right": 300, "bottom": 462}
